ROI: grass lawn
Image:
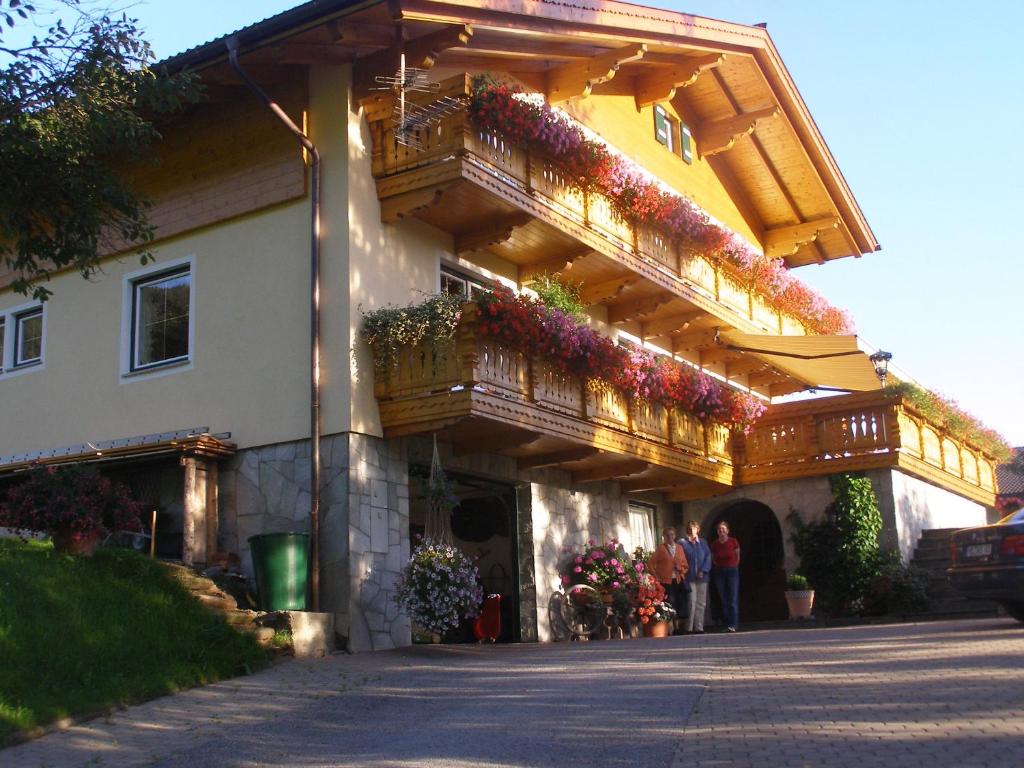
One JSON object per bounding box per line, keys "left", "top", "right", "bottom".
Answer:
{"left": 0, "top": 538, "right": 268, "bottom": 744}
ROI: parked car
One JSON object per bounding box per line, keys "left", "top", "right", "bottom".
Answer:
{"left": 948, "top": 508, "right": 1024, "bottom": 621}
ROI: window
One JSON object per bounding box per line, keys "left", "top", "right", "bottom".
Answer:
{"left": 14, "top": 308, "right": 43, "bottom": 366}
{"left": 130, "top": 265, "right": 191, "bottom": 371}
{"left": 653, "top": 104, "right": 677, "bottom": 152}
{"left": 440, "top": 266, "right": 489, "bottom": 300}
{"left": 628, "top": 502, "right": 658, "bottom": 553}
{"left": 0, "top": 303, "right": 44, "bottom": 375}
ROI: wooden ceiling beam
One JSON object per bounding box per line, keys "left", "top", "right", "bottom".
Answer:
{"left": 517, "top": 446, "right": 601, "bottom": 470}
{"left": 380, "top": 187, "right": 447, "bottom": 222}
{"left": 453, "top": 427, "right": 540, "bottom": 456}
{"left": 698, "top": 347, "right": 737, "bottom": 367}
{"left": 672, "top": 329, "right": 720, "bottom": 354}
{"left": 353, "top": 23, "right": 473, "bottom": 100}
{"left": 697, "top": 106, "right": 779, "bottom": 158}
{"left": 633, "top": 54, "right": 725, "bottom": 109}
{"left": 518, "top": 249, "right": 591, "bottom": 285}
{"left": 618, "top": 473, "right": 687, "bottom": 493}
{"left": 572, "top": 459, "right": 649, "bottom": 485}
{"left": 607, "top": 294, "right": 673, "bottom": 324}
{"left": 746, "top": 370, "right": 784, "bottom": 389}
{"left": 454, "top": 212, "right": 533, "bottom": 254}
{"left": 763, "top": 217, "right": 840, "bottom": 259}
{"left": 724, "top": 358, "right": 764, "bottom": 378}
{"left": 578, "top": 275, "right": 637, "bottom": 305}
{"left": 641, "top": 309, "right": 704, "bottom": 339}
{"left": 546, "top": 44, "right": 647, "bottom": 104}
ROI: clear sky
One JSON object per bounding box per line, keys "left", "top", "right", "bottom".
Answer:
{"left": 130, "top": 1, "right": 1024, "bottom": 445}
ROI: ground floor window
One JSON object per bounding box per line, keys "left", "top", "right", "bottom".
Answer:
{"left": 628, "top": 501, "right": 658, "bottom": 552}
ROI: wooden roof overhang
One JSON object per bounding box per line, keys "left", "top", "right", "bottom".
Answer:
{"left": 190, "top": 0, "right": 877, "bottom": 267}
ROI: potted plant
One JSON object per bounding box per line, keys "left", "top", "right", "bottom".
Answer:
{"left": 395, "top": 537, "right": 484, "bottom": 641}
{"left": 0, "top": 464, "right": 142, "bottom": 555}
{"left": 635, "top": 574, "right": 676, "bottom": 637}
{"left": 559, "top": 536, "right": 643, "bottom": 603}
{"left": 785, "top": 572, "right": 815, "bottom": 619}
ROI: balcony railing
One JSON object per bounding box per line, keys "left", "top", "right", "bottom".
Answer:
{"left": 368, "top": 74, "right": 808, "bottom": 337}
{"left": 737, "top": 391, "right": 998, "bottom": 505}
{"left": 372, "top": 306, "right": 735, "bottom": 483}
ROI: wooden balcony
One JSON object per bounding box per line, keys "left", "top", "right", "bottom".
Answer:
{"left": 372, "top": 307, "right": 736, "bottom": 499}
{"left": 737, "top": 391, "right": 998, "bottom": 506}
{"left": 367, "top": 75, "right": 814, "bottom": 398}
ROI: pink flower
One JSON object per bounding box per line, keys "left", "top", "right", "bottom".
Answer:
{"left": 587, "top": 573, "right": 598, "bottom": 582}
{"left": 612, "top": 581, "right": 621, "bottom": 589}
{"left": 574, "top": 555, "right": 583, "bottom": 564}
{"left": 635, "top": 563, "right": 645, "bottom": 572}
{"left": 573, "top": 565, "right": 582, "bottom": 573}
{"left": 561, "top": 575, "right": 570, "bottom": 585}
{"left": 609, "top": 558, "right": 619, "bottom": 566}
{"left": 616, "top": 566, "right": 625, "bottom": 574}
{"left": 591, "top": 550, "right": 603, "bottom": 560}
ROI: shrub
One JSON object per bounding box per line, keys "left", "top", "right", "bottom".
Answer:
{"left": 786, "top": 573, "right": 810, "bottom": 591}
{"left": 0, "top": 465, "right": 142, "bottom": 542}
{"left": 789, "top": 473, "right": 883, "bottom": 615}
{"left": 862, "top": 554, "right": 930, "bottom": 615}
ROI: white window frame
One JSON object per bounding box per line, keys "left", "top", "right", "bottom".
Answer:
{"left": 628, "top": 501, "right": 658, "bottom": 554}
{"left": 120, "top": 256, "right": 195, "bottom": 380}
{"left": 0, "top": 301, "right": 46, "bottom": 378}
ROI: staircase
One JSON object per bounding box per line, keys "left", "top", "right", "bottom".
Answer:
{"left": 161, "top": 561, "right": 282, "bottom": 649}
{"left": 910, "top": 528, "right": 999, "bottom": 617}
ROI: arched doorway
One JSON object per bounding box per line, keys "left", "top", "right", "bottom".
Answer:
{"left": 709, "top": 501, "right": 787, "bottom": 623}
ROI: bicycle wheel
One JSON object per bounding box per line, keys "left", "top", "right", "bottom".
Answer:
{"left": 562, "top": 584, "right": 607, "bottom": 639}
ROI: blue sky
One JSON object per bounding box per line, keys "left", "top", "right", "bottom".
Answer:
{"left": 131, "top": 1, "right": 1024, "bottom": 445}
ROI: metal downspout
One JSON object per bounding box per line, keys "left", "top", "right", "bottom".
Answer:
{"left": 227, "top": 39, "right": 322, "bottom": 611}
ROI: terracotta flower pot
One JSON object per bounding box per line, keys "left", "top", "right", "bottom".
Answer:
{"left": 785, "top": 590, "right": 815, "bottom": 619}
{"left": 51, "top": 528, "right": 103, "bottom": 556}
{"left": 643, "top": 619, "right": 670, "bottom": 638}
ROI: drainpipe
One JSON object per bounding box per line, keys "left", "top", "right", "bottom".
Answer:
{"left": 227, "top": 39, "right": 322, "bottom": 612}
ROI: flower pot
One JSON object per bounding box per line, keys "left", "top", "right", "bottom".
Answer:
{"left": 785, "top": 590, "right": 815, "bottom": 619}
{"left": 51, "top": 528, "right": 102, "bottom": 556}
{"left": 643, "top": 620, "right": 670, "bottom": 638}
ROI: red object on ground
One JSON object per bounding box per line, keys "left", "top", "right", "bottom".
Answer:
{"left": 473, "top": 594, "right": 502, "bottom": 642}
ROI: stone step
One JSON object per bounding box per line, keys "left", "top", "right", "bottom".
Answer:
{"left": 195, "top": 593, "right": 241, "bottom": 613}
{"left": 918, "top": 528, "right": 962, "bottom": 539}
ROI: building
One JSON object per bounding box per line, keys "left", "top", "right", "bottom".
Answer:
{"left": 0, "top": 0, "right": 1002, "bottom": 650}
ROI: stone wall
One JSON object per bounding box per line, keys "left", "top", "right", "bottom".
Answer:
{"left": 345, "top": 433, "right": 410, "bottom": 653}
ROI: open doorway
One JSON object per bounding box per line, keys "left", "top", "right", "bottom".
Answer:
{"left": 409, "top": 468, "right": 521, "bottom": 642}
{"left": 710, "top": 501, "right": 787, "bottom": 622}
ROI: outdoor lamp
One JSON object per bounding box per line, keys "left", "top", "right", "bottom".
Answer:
{"left": 869, "top": 350, "right": 892, "bottom": 387}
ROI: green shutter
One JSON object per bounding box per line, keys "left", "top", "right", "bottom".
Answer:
{"left": 680, "top": 123, "right": 693, "bottom": 164}
{"left": 654, "top": 105, "right": 671, "bottom": 147}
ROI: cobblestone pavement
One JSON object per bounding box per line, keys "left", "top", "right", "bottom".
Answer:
{"left": 5, "top": 618, "right": 1023, "bottom": 768}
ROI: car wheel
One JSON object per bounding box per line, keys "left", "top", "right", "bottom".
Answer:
{"left": 1000, "top": 602, "right": 1024, "bottom": 622}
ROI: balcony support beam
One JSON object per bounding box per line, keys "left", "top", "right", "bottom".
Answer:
{"left": 380, "top": 187, "right": 447, "bottom": 222}
{"left": 517, "top": 446, "right": 601, "bottom": 470}
{"left": 453, "top": 427, "right": 540, "bottom": 456}
{"left": 546, "top": 44, "right": 647, "bottom": 104}
{"left": 518, "top": 249, "right": 592, "bottom": 285}
{"left": 579, "top": 275, "right": 638, "bottom": 305}
{"left": 641, "top": 309, "right": 704, "bottom": 339}
{"left": 454, "top": 212, "right": 533, "bottom": 254}
{"left": 572, "top": 459, "right": 648, "bottom": 484}
{"left": 633, "top": 54, "right": 725, "bottom": 109}
{"left": 697, "top": 107, "right": 780, "bottom": 158}
{"left": 764, "top": 217, "right": 840, "bottom": 259}
{"left": 352, "top": 23, "right": 473, "bottom": 101}
{"left": 607, "top": 294, "right": 673, "bottom": 324}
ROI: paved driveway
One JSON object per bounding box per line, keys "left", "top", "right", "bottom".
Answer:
{"left": 6, "top": 618, "right": 1023, "bottom": 768}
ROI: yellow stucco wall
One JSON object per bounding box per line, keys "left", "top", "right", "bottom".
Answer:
{"left": 0, "top": 202, "right": 313, "bottom": 457}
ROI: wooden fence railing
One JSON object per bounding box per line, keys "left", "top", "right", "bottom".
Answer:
{"left": 372, "top": 306, "right": 734, "bottom": 465}
{"left": 368, "top": 74, "right": 806, "bottom": 337}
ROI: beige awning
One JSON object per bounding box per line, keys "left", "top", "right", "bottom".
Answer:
{"left": 719, "top": 331, "right": 882, "bottom": 392}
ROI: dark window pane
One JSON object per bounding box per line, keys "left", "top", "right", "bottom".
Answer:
{"left": 135, "top": 271, "right": 190, "bottom": 368}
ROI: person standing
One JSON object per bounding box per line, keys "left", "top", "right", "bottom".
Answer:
{"left": 681, "top": 520, "right": 711, "bottom": 634}
{"left": 709, "top": 520, "right": 740, "bottom": 632}
{"left": 648, "top": 526, "right": 689, "bottom": 635}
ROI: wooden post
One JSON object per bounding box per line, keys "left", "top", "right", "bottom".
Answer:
{"left": 181, "top": 456, "right": 213, "bottom": 567}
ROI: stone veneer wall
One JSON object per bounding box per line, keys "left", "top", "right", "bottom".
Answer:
{"left": 220, "top": 431, "right": 666, "bottom": 652}
{"left": 218, "top": 434, "right": 351, "bottom": 640}
{"left": 683, "top": 468, "right": 988, "bottom": 570}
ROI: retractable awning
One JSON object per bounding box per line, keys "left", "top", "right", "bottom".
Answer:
{"left": 719, "top": 331, "right": 882, "bottom": 392}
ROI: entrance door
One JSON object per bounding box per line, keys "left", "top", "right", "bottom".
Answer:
{"left": 410, "top": 470, "right": 521, "bottom": 642}
{"left": 710, "top": 501, "right": 787, "bottom": 622}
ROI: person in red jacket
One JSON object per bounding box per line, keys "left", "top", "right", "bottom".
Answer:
{"left": 709, "top": 520, "right": 741, "bottom": 632}
{"left": 647, "top": 526, "right": 689, "bottom": 635}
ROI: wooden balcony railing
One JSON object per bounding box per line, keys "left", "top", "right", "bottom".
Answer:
{"left": 372, "top": 306, "right": 735, "bottom": 483}
{"left": 737, "top": 391, "right": 998, "bottom": 505}
{"left": 368, "top": 74, "right": 807, "bottom": 337}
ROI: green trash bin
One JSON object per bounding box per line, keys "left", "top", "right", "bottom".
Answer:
{"left": 248, "top": 532, "right": 309, "bottom": 611}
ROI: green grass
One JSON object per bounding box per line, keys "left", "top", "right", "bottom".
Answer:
{"left": 0, "top": 539, "right": 268, "bottom": 744}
